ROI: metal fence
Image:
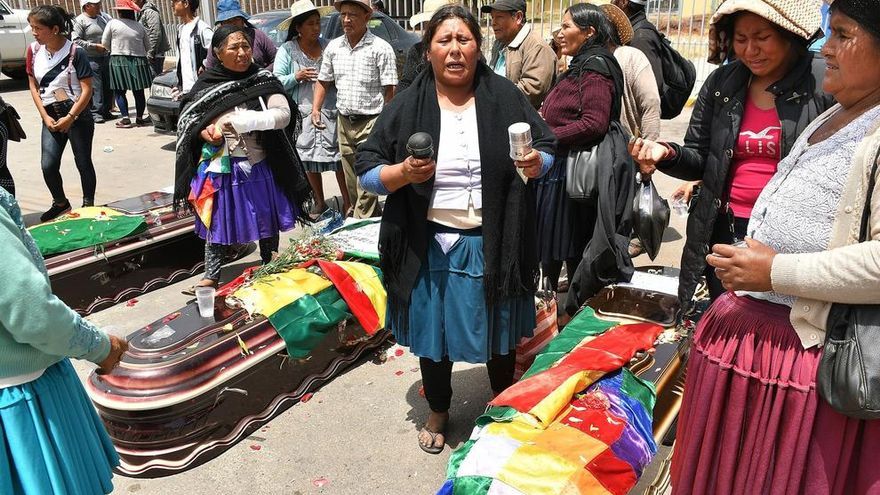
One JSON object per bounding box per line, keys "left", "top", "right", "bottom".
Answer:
{"left": 15, "top": 0, "right": 717, "bottom": 85}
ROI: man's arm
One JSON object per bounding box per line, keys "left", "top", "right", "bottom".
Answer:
{"left": 383, "top": 85, "right": 395, "bottom": 104}
{"left": 142, "top": 10, "right": 161, "bottom": 59}
{"left": 515, "top": 40, "right": 556, "bottom": 108}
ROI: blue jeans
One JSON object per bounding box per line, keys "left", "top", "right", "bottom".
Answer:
{"left": 88, "top": 56, "right": 112, "bottom": 117}
{"left": 40, "top": 113, "right": 96, "bottom": 203}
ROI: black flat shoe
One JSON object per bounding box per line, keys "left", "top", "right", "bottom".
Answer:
{"left": 40, "top": 200, "right": 71, "bottom": 222}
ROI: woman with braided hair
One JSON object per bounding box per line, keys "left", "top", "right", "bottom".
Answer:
{"left": 173, "top": 25, "right": 311, "bottom": 294}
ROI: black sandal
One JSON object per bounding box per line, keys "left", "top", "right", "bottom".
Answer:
{"left": 418, "top": 427, "right": 446, "bottom": 455}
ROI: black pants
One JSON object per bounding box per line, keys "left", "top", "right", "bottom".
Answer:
{"left": 0, "top": 122, "right": 12, "bottom": 196}
{"left": 419, "top": 353, "right": 517, "bottom": 413}
{"left": 541, "top": 258, "right": 580, "bottom": 293}
{"left": 40, "top": 115, "right": 96, "bottom": 203}
{"left": 704, "top": 216, "right": 749, "bottom": 300}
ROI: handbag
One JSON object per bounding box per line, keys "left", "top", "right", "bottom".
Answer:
{"left": 816, "top": 149, "right": 880, "bottom": 419}
{"left": 0, "top": 97, "right": 26, "bottom": 142}
{"left": 513, "top": 274, "right": 559, "bottom": 381}
{"left": 566, "top": 142, "right": 601, "bottom": 202}
{"left": 564, "top": 57, "right": 610, "bottom": 203}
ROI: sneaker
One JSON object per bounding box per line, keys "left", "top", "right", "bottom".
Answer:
{"left": 40, "top": 200, "right": 71, "bottom": 222}
{"left": 136, "top": 116, "right": 153, "bottom": 127}
{"left": 93, "top": 114, "right": 106, "bottom": 124}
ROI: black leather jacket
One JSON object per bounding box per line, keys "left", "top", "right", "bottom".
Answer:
{"left": 657, "top": 50, "right": 835, "bottom": 309}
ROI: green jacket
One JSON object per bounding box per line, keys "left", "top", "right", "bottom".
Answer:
{"left": 0, "top": 190, "right": 109, "bottom": 378}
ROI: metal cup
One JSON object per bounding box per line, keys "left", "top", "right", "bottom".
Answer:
{"left": 508, "top": 122, "right": 533, "bottom": 161}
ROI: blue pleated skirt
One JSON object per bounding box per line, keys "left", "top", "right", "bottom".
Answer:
{"left": 0, "top": 359, "right": 118, "bottom": 495}
{"left": 390, "top": 223, "right": 536, "bottom": 364}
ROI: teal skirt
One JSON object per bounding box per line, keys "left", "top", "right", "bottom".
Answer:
{"left": 0, "top": 359, "right": 118, "bottom": 494}
{"left": 389, "top": 223, "right": 536, "bottom": 364}
{"left": 109, "top": 55, "right": 152, "bottom": 91}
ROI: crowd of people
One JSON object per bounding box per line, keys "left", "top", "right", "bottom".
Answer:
{"left": 2, "top": 0, "right": 880, "bottom": 493}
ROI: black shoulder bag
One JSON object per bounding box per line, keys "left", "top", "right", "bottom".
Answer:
{"left": 565, "top": 56, "right": 615, "bottom": 203}
{"left": 817, "top": 148, "right": 880, "bottom": 419}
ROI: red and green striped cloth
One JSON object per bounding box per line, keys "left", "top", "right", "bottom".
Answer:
{"left": 439, "top": 308, "right": 663, "bottom": 495}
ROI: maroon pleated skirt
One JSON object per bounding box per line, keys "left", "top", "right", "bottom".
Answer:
{"left": 671, "top": 292, "right": 880, "bottom": 495}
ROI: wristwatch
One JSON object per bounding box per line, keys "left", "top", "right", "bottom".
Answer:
{"left": 68, "top": 112, "right": 79, "bottom": 121}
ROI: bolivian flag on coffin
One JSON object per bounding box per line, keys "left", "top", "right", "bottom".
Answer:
{"left": 232, "top": 261, "right": 386, "bottom": 358}
{"left": 28, "top": 207, "right": 148, "bottom": 256}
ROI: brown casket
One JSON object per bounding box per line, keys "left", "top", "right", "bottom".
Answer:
{"left": 86, "top": 275, "right": 389, "bottom": 478}
{"left": 45, "top": 192, "right": 207, "bottom": 315}
{"left": 585, "top": 266, "right": 700, "bottom": 495}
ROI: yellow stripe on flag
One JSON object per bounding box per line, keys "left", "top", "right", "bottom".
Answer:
{"left": 233, "top": 269, "right": 332, "bottom": 317}
{"left": 529, "top": 371, "right": 604, "bottom": 427}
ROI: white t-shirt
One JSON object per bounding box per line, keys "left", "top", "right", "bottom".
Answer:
{"left": 177, "top": 18, "right": 212, "bottom": 92}
{"left": 26, "top": 40, "right": 93, "bottom": 105}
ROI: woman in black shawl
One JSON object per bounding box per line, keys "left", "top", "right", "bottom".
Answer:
{"left": 356, "top": 5, "right": 556, "bottom": 454}
{"left": 173, "top": 25, "right": 310, "bottom": 293}
{"left": 536, "top": 3, "right": 635, "bottom": 320}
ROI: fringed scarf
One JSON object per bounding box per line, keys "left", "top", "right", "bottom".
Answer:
{"left": 355, "top": 63, "right": 557, "bottom": 336}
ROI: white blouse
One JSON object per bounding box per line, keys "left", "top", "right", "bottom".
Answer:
{"left": 430, "top": 105, "right": 482, "bottom": 212}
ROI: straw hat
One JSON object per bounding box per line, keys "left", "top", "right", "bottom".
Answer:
{"left": 333, "top": 0, "right": 372, "bottom": 13}
{"left": 278, "top": 0, "right": 320, "bottom": 32}
{"left": 410, "top": 0, "right": 458, "bottom": 28}
{"left": 589, "top": 0, "right": 634, "bottom": 45}
{"left": 707, "top": 0, "right": 823, "bottom": 64}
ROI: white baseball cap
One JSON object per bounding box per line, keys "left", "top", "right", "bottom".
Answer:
{"left": 80, "top": 0, "right": 101, "bottom": 6}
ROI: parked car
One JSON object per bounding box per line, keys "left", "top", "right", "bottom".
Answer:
{"left": 0, "top": 0, "right": 31, "bottom": 80}
{"left": 146, "top": 10, "right": 417, "bottom": 133}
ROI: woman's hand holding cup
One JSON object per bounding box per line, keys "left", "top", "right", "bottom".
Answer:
{"left": 514, "top": 149, "right": 543, "bottom": 179}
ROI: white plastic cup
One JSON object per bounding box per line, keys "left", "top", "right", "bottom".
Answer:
{"left": 195, "top": 286, "right": 216, "bottom": 318}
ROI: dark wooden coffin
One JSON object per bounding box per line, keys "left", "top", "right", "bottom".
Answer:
{"left": 86, "top": 289, "right": 388, "bottom": 478}
{"left": 585, "top": 266, "right": 688, "bottom": 444}
{"left": 583, "top": 267, "right": 704, "bottom": 495}
{"left": 45, "top": 192, "right": 206, "bottom": 315}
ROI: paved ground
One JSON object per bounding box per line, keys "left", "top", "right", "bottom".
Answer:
{"left": 1, "top": 73, "right": 692, "bottom": 494}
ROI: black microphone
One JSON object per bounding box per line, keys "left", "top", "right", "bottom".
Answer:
{"left": 406, "top": 132, "right": 434, "bottom": 159}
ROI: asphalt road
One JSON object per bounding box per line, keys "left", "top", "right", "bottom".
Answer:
{"left": 1, "top": 73, "right": 691, "bottom": 495}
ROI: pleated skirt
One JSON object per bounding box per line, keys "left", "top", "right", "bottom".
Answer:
{"left": 671, "top": 293, "right": 880, "bottom": 495}
{"left": 534, "top": 154, "right": 596, "bottom": 263}
{"left": 0, "top": 359, "right": 118, "bottom": 495}
{"left": 109, "top": 55, "right": 152, "bottom": 91}
{"left": 192, "top": 158, "right": 297, "bottom": 245}
{"left": 389, "top": 223, "right": 536, "bottom": 364}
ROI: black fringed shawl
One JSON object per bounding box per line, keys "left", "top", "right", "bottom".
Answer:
{"left": 355, "top": 63, "right": 557, "bottom": 332}
{"left": 173, "top": 69, "right": 311, "bottom": 219}
{"left": 559, "top": 44, "right": 636, "bottom": 315}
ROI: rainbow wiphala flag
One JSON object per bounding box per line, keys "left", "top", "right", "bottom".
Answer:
{"left": 439, "top": 308, "right": 663, "bottom": 495}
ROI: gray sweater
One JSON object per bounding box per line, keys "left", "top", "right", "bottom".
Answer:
{"left": 71, "top": 12, "right": 111, "bottom": 58}
{"left": 101, "top": 18, "right": 151, "bottom": 58}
